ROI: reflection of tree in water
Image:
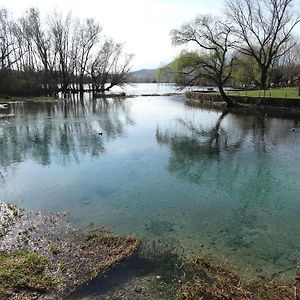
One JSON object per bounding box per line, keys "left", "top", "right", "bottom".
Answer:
{"left": 0, "top": 97, "right": 134, "bottom": 174}
{"left": 156, "top": 111, "right": 246, "bottom": 185}
{"left": 156, "top": 111, "right": 299, "bottom": 261}
{"left": 157, "top": 111, "right": 296, "bottom": 189}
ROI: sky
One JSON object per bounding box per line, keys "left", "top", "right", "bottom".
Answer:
{"left": 1, "top": 0, "right": 300, "bottom": 71}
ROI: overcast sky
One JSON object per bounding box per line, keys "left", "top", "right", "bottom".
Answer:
{"left": 1, "top": 0, "right": 300, "bottom": 71}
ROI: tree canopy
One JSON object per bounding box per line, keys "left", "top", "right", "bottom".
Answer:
{"left": 225, "top": 0, "right": 300, "bottom": 89}
{"left": 170, "top": 15, "right": 237, "bottom": 106}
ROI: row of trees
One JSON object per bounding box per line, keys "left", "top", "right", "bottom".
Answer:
{"left": 0, "top": 8, "right": 133, "bottom": 97}
{"left": 162, "top": 0, "right": 300, "bottom": 107}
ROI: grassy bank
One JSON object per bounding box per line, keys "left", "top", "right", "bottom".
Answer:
{"left": 227, "top": 87, "right": 300, "bottom": 99}
{"left": 0, "top": 201, "right": 140, "bottom": 299}
{"left": 0, "top": 250, "right": 57, "bottom": 295}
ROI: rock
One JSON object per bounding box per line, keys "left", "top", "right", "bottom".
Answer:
{"left": 133, "top": 286, "right": 142, "bottom": 293}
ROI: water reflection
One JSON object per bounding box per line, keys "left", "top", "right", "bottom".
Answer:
{"left": 156, "top": 111, "right": 298, "bottom": 187}
{"left": 156, "top": 110, "right": 300, "bottom": 275}
{"left": 0, "top": 97, "right": 134, "bottom": 171}
{"left": 0, "top": 94, "right": 300, "bottom": 277}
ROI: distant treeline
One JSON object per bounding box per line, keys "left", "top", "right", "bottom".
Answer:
{"left": 0, "top": 8, "right": 133, "bottom": 97}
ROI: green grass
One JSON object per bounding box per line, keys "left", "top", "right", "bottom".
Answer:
{"left": 0, "top": 250, "right": 56, "bottom": 295}
{"left": 228, "top": 87, "right": 300, "bottom": 99}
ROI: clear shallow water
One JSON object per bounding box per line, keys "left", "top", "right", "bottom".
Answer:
{"left": 1, "top": 85, "right": 300, "bottom": 278}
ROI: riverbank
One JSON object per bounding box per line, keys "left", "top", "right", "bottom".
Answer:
{"left": 2, "top": 201, "right": 298, "bottom": 300}
{"left": 186, "top": 91, "right": 300, "bottom": 117}
{"left": 69, "top": 242, "right": 299, "bottom": 300}
{"left": 0, "top": 96, "right": 60, "bottom": 104}
{"left": 0, "top": 201, "right": 140, "bottom": 299}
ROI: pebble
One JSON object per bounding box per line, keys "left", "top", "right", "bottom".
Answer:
{"left": 133, "top": 287, "right": 142, "bottom": 293}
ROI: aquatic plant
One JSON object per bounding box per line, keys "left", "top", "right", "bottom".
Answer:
{"left": 177, "top": 256, "right": 299, "bottom": 300}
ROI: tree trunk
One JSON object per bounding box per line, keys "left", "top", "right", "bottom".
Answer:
{"left": 79, "top": 75, "right": 84, "bottom": 94}
{"left": 218, "top": 85, "right": 235, "bottom": 107}
{"left": 260, "top": 66, "right": 268, "bottom": 90}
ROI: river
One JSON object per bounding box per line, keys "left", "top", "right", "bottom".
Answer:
{"left": 0, "top": 83, "right": 300, "bottom": 297}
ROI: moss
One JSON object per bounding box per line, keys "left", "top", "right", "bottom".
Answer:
{"left": 0, "top": 250, "right": 57, "bottom": 296}
{"left": 50, "top": 244, "right": 60, "bottom": 255}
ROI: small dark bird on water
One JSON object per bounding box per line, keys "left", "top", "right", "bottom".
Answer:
{"left": 99, "top": 132, "right": 103, "bottom": 135}
{"left": 291, "top": 128, "right": 295, "bottom": 132}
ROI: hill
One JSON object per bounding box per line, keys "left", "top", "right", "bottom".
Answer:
{"left": 128, "top": 69, "right": 157, "bottom": 83}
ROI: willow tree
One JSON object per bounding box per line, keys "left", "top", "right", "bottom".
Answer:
{"left": 170, "top": 15, "right": 236, "bottom": 107}
{"left": 225, "top": 0, "right": 300, "bottom": 90}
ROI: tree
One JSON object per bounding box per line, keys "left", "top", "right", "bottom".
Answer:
{"left": 0, "top": 8, "right": 20, "bottom": 69}
{"left": 232, "top": 52, "right": 260, "bottom": 87}
{"left": 48, "top": 11, "right": 72, "bottom": 95}
{"left": 89, "top": 39, "right": 133, "bottom": 94}
{"left": 71, "top": 18, "right": 102, "bottom": 94}
{"left": 170, "top": 15, "right": 236, "bottom": 107}
{"left": 0, "top": 7, "right": 134, "bottom": 97}
{"left": 20, "top": 8, "right": 57, "bottom": 95}
{"left": 225, "top": 0, "right": 300, "bottom": 90}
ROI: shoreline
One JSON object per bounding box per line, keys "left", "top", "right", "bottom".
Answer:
{"left": 186, "top": 91, "right": 300, "bottom": 117}
{"left": 0, "top": 201, "right": 140, "bottom": 299}
{"left": 1, "top": 201, "right": 299, "bottom": 300}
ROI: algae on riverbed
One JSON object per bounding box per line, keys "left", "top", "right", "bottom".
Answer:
{"left": 0, "top": 201, "right": 140, "bottom": 299}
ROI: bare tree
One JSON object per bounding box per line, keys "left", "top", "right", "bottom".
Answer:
{"left": 0, "top": 7, "right": 134, "bottom": 97}
{"left": 21, "top": 8, "right": 58, "bottom": 94}
{"left": 74, "top": 18, "right": 102, "bottom": 94}
{"left": 89, "top": 39, "right": 133, "bottom": 94}
{"left": 0, "top": 8, "right": 21, "bottom": 69}
{"left": 170, "top": 15, "right": 237, "bottom": 107}
{"left": 48, "top": 11, "right": 72, "bottom": 95}
{"left": 225, "top": 0, "right": 300, "bottom": 90}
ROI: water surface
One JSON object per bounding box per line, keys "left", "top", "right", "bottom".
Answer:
{"left": 1, "top": 85, "right": 300, "bottom": 278}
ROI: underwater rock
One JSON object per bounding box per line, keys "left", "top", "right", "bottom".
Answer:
{"left": 0, "top": 201, "right": 140, "bottom": 299}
